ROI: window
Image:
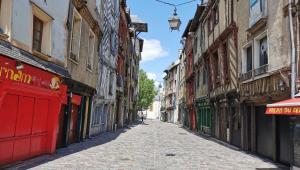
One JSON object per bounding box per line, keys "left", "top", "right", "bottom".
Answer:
{"left": 197, "top": 70, "right": 200, "bottom": 88}
{"left": 213, "top": 6, "right": 219, "bottom": 25}
{"left": 87, "top": 30, "right": 95, "bottom": 71}
{"left": 31, "top": 3, "right": 53, "bottom": 56}
{"left": 246, "top": 46, "right": 253, "bottom": 72}
{"left": 208, "top": 14, "right": 213, "bottom": 32}
{"left": 222, "top": 42, "right": 229, "bottom": 81}
{"left": 114, "top": 0, "right": 118, "bottom": 13}
{"left": 32, "top": 16, "right": 43, "bottom": 52}
{"left": 109, "top": 72, "right": 114, "bottom": 95}
{"left": 213, "top": 51, "right": 220, "bottom": 83}
{"left": 110, "top": 28, "right": 116, "bottom": 55}
{"left": 259, "top": 37, "right": 268, "bottom": 66}
{"left": 194, "top": 36, "right": 198, "bottom": 54}
{"left": 92, "top": 104, "right": 103, "bottom": 126}
{"left": 70, "top": 10, "right": 82, "bottom": 62}
{"left": 249, "top": 0, "right": 267, "bottom": 27}
{"left": 203, "top": 68, "right": 207, "bottom": 85}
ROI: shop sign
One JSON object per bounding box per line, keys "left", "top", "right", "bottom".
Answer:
{"left": 0, "top": 55, "right": 61, "bottom": 90}
{"left": 266, "top": 107, "right": 300, "bottom": 115}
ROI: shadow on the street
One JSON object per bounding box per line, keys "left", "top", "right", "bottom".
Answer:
{"left": 178, "top": 125, "right": 289, "bottom": 170}
{"left": 256, "top": 168, "right": 284, "bottom": 170}
{"left": 4, "top": 121, "right": 144, "bottom": 170}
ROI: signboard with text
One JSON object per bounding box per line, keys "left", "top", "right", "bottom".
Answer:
{"left": 266, "top": 107, "right": 300, "bottom": 115}
{"left": 0, "top": 55, "right": 61, "bottom": 90}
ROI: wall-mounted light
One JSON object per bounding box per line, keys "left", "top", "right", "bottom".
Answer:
{"left": 278, "top": 79, "right": 285, "bottom": 91}
{"left": 16, "top": 61, "right": 24, "bottom": 70}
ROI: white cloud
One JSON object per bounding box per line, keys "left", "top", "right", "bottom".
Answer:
{"left": 146, "top": 72, "right": 157, "bottom": 80}
{"left": 141, "top": 39, "right": 168, "bottom": 62}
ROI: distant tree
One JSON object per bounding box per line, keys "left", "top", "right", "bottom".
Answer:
{"left": 137, "top": 69, "right": 157, "bottom": 111}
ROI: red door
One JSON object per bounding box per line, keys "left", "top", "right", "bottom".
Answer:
{"left": 0, "top": 94, "right": 51, "bottom": 165}
{"left": 56, "top": 106, "right": 65, "bottom": 148}
{"left": 68, "top": 104, "right": 79, "bottom": 144}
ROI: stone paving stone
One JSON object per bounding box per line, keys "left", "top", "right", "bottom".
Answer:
{"left": 6, "top": 120, "right": 287, "bottom": 170}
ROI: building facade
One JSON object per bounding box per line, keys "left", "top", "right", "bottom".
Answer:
{"left": 60, "top": 0, "right": 102, "bottom": 147}
{"left": 0, "top": 0, "right": 69, "bottom": 165}
{"left": 201, "top": 0, "right": 239, "bottom": 145}
{"left": 178, "top": 50, "right": 187, "bottom": 125}
{"left": 92, "top": 0, "right": 119, "bottom": 135}
{"left": 115, "top": 0, "right": 130, "bottom": 128}
{"left": 237, "top": 0, "right": 298, "bottom": 166}
{"left": 191, "top": 5, "right": 211, "bottom": 135}
{"left": 163, "top": 60, "right": 180, "bottom": 123}
{"left": 183, "top": 20, "right": 197, "bottom": 130}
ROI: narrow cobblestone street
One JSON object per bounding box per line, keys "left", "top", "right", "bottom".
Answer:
{"left": 9, "top": 120, "right": 286, "bottom": 170}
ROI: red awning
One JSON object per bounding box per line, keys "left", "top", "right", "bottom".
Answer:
{"left": 266, "top": 98, "right": 300, "bottom": 115}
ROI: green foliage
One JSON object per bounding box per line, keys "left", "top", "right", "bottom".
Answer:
{"left": 137, "top": 69, "right": 157, "bottom": 111}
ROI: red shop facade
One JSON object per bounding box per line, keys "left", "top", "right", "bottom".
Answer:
{"left": 0, "top": 54, "right": 67, "bottom": 166}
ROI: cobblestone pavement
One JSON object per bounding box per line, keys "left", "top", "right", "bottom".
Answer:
{"left": 8, "top": 120, "right": 286, "bottom": 170}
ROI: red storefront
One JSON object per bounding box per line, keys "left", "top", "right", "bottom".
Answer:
{"left": 0, "top": 55, "right": 67, "bottom": 165}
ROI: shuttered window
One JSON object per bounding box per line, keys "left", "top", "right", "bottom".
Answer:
{"left": 32, "top": 16, "right": 43, "bottom": 52}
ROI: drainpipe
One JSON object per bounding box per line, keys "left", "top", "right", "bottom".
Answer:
{"left": 290, "top": 0, "right": 297, "bottom": 98}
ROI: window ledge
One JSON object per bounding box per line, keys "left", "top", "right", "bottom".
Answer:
{"left": 247, "top": 17, "right": 267, "bottom": 35}
{"left": 0, "top": 33, "right": 9, "bottom": 41}
{"left": 32, "top": 50, "right": 51, "bottom": 61}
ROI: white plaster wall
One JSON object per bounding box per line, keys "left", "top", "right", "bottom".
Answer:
{"left": 11, "top": 0, "right": 69, "bottom": 61}
{"left": 146, "top": 101, "right": 161, "bottom": 120}
{"left": 267, "top": 0, "right": 290, "bottom": 72}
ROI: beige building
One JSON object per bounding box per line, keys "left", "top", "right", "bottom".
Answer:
{"left": 178, "top": 50, "right": 186, "bottom": 124}
{"left": 163, "top": 60, "right": 180, "bottom": 123}
{"left": 237, "top": 0, "right": 300, "bottom": 167}
{"left": 64, "top": 0, "right": 102, "bottom": 143}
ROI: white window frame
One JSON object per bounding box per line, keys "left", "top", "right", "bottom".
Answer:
{"left": 31, "top": 2, "right": 53, "bottom": 56}
{"left": 69, "top": 8, "right": 82, "bottom": 63}
{"left": 242, "top": 41, "right": 254, "bottom": 74}
{"left": 87, "top": 29, "right": 96, "bottom": 72}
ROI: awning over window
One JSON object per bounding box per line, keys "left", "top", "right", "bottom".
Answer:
{"left": 266, "top": 98, "right": 300, "bottom": 115}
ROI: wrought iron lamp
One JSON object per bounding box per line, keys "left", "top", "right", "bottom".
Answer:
{"left": 168, "top": 8, "right": 181, "bottom": 31}
{"left": 155, "top": 0, "right": 197, "bottom": 31}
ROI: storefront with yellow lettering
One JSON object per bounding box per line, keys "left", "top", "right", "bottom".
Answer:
{"left": 0, "top": 54, "right": 68, "bottom": 165}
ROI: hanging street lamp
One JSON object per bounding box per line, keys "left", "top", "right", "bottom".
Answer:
{"left": 168, "top": 8, "right": 181, "bottom": 31}
{"left": 155, "top": 0, "right": 197, "bottom": 31}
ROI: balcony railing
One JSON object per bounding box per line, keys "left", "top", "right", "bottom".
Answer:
{"left": 241, "top": 70, "right": 253, "bottom": 81}
{"left": 240, "top": 65, "right": 269, "bottom": 81}
{"left": 254, "top": 65, "right": 268, "bottom": 76}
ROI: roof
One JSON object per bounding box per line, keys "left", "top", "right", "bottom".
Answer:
{"left": 182, "top": 19, "right": 193, "bottom": 38}
{"left": 0, "top": 40, "right": 70, "bottom": 78}
{"left": 190, "top": 5, "right": 206, "bottom": 32}
{"left": 164, "top": 59, "right": 180, "bottom": 73}
{"left": 131, "top": 15, "right": 148, "bottom": 32}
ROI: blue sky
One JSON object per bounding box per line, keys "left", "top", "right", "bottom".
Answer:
{"left": 127, "top": 0, "right": 198, "bottom": 85}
